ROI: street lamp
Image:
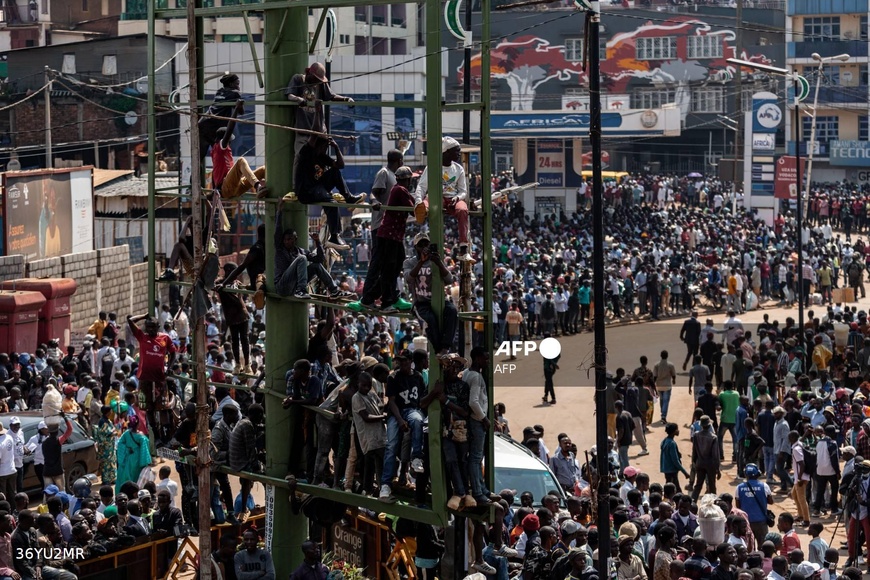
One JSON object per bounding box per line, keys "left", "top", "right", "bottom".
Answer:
{"left": 804, "top": 53, "right": 849, "bottom": 203}
{"left": 727, "top": 57, "right": 807, "bottom": 339}
{"left": 386, "top": 130, "right": 418, "bottom": 154}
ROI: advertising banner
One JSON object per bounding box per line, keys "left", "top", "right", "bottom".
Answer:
{"left": 535, "top": 140, "right": 564, "bottom": 187}
{"left": 752, "top": 95, "right": 782, "bottom": 134}
{"left": 774, "top": 155, "right": 806, "bottom": 199}
{"left": 3, "top": 168, "right": 94, "bottom": 260}
{"left": 830, "top": 140, "right": 870, "bottom": 167}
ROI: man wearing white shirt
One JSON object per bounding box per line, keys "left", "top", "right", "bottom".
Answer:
{"left": 554, "top": 289, "right": 569, "bottom": 334}
{"left": 8, "top": 417, "right": 25, "bottom": 493}
{"left": 413, "top": 137, "right": 470, "bottom": 252}
{"left": 723, "top": 311, "right": 745, "bottom": 345}
{"left": 0, "top": 422, "right": 16, "bottom": 499}
{"left": 25, "top": 421, "right": 48, "bottom": 490}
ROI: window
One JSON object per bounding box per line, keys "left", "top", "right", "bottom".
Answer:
{"left": 803, "top": 17, "right": 840, "bottom": 42}
{"left": 687, "top": 35, "right": 722, "bottom": 59}
{"left": 860, "top": 116, "right": 869, "bottom": 142}
{"left": 102, "top": 55, "right": 117, "bottom": 76}
{"left": 802, "top": 115, "right": 839, "bottom": 145}
{"left": 332, "top": 94, "right": 382, "bottom": 156}
{"left": 862, "top": 16, "right": 868, "bottom": 41}
{"left": 692, "top": 87, "right": 724, "bottom": 113}
{"left": 633, "top": 88, "right": 674, "bottom": 109}
{"left": 564, "top": 38, "right": 583, "bottom": 62}
{"left": 823, "top": 65, "right": 840, "bottom": 85}
{"left": 860, "top": 64, "right": 869, "bottom": 86}
{"left": 339, "top": 34, "right": 350, "bottom": 45}
{"left": 62, "top": 54, "right": 76, "bottom": 74}
{"left": 636, "top": 37, "right": 677, "bottom": 60}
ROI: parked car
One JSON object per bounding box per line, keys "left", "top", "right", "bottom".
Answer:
{"left": 0, "top": 412, "right": 99, "bottom": 494}
{"left": 493, "top": 432, "right": 567, "bottom": 507}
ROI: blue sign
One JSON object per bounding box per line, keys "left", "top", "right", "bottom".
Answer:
{"left": 537, "top": 173, "right": 564, "bottom": 187}
{"left": 491, "top": 112, "right": 623, "bottom": 136}
{"left": 830, "top": 140, "right": 870, "bottom": 167}
{"left": 752, "top": 98, "right": 782, "bottom": 133}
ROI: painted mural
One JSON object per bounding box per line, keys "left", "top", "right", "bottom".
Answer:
{"left": 458, "top": 16, "right": 774, "bottom": 118}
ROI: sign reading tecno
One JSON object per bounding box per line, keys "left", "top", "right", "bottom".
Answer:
{"left": 829, "top": 140, "right": 870, "bottom": 167}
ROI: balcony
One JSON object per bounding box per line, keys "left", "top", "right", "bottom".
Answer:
{"left": 788, "top": 0, "right": 868, "bottom": 15}
{"left": 788, "top": 40, "right": 869, "bottom": 59}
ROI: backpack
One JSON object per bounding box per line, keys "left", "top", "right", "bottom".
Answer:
{"left": 101, "top": 352, "right": 116, "bottom": 378}
{"left": 802, "top": 442, "right": 817, "bottom": 474}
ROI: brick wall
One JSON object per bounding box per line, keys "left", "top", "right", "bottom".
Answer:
{"left": 61, "top": 250, "right": 98, "bottom": 335}
{"left": 0, "top": 256, "right": 26, "bottom": 282}
{"left": 97, "top": 246, "right": 131, "bottom": 321}
{"left": 12, "top": 99, "right": 146, "bottom": 148}
{"left": 26, "top": 257, "right": 62, "bottom": 278}
{"left": 130, "top": 262, "right": 152, "bottom": 318}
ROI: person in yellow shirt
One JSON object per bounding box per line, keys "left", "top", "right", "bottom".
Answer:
{"left": 88, "top": 311, "right": 108, "bottom": 341}
{"left": 817, "top": 261, "right": 833, "bottom": 305}
{"left": 727, "top": 270, "right": 739, "bottom": 312}
{"left": 812, "top": 335, "right": 832, "bottom": 372}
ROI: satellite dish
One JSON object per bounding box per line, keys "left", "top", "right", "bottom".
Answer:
{"left": 6, "top": 159, "right": 20, "bottom": 172}
{"left": 124, "top": 111, "right": 138, "bottom": 126}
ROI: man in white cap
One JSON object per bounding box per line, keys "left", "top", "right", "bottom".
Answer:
{"left": 0, "top": 421, "right": 14, "bottom": 499}
{"left": 413, "top": 136, "right": 470, "bottom": 254}
{"left": 8, "top": 417, "right": 25, "bottom": 493}
{"left": 25, "top": 421, "right": 49, "bottom": 491}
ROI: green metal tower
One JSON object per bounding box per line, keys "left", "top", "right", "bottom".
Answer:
{"left": 147, "top": 0, "right": 494, "bottom": 576}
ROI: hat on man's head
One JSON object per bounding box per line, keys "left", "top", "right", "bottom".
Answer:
{"left": 623, "top": 466, "right": 638, "bottom": 478}
{"left": 442, "top": 136, "right": 461, "bottom": 152}
{"left": 561, "top": 520, "right": 581, "bottom": 535}
{"left": 44, "top": 484, "right": 60, "bottom": 496}
{"left": 395, "top": 166, "right": 413, "bottom": 180}
{"left": 413, "top": 231, "right": 430, "bottom": 246}
{"left": 521, "top": 514, "right": 540, "bottom": 533}
{"left": 220, "top": 73, "right": 239, "bottom": 85}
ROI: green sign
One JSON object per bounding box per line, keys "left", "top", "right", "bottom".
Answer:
{"left": 795, "top": 75, "right": 810, "bottom": 102}
{"left": 445, "top": 0, "right": 466, "bottom": 41}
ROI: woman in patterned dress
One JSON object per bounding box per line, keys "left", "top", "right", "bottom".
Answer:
{"left": 92, "top": 405, "right": 117, "bottom": 485}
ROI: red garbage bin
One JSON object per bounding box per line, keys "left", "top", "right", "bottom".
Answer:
{"left": 0, "top": 291, "right": 46, "bottom": 355}
{"left": 0, "top": 278, "right": 77, "bottom": 346}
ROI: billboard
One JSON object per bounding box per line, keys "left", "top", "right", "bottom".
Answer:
{"left": 536, "top": 140, "right": 565, "bottom": 188}
{"left": 830, "top": 140, "right": 870, "bottom": 167}
{"left": 3, "top": 168, "right": 94, "bottom": 260}
{"left": 774, "top": 155, "right": 806, "bottom": 199}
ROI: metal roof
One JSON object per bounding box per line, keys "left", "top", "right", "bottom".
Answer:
{"left": 94, "top": 172, "right": 181, "bottom": 198}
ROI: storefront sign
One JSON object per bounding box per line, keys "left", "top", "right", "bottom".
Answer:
{"left": 774, "top": 155, "right": 806, "bottom": 199}
{"left": 752, "top": 95, "right": 782, "bottom": 133}
{"left": 752, "top": 133, "right": 776, "bottom": 152}
{"left": 830, "top": 140, "right": 870, "bottom": 167}
{"left": 536, "top": 140, "right": 564, "bottom": 187}
{"left": 332, "top": 523, "right": 365, "bottom": 569}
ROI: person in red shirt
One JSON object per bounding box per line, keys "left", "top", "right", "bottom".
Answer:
{"left": 352, "top": 166, "right": 415, "bottom": 313}
{"left": 210, "top": 99, "right": 266, "bottom": 200}
{"left": 127, "top": 314, "right": 177, "bottom": 425}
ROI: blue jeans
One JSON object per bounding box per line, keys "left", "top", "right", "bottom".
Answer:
{"left": 618, "top": 445, "right": 630, "bottom": 470}
{"left": 211, "top": 482, "right": 226, "bottom": 524}
{"left": 382, "top": 408, "right": 424, "bottom": 484}
{"left": 659, "top": 389, "right": 672, "bottom": 420}
{"left": 467, "top": 418, "right": 489, "bottom": 498}
{"left": 763, "top": 446, "right": 776, "bottom": 481}
{"left": 482, "top": 545, "right": 510, "bottom": 580}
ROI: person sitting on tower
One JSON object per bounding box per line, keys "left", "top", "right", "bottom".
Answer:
{"left": 349, "top": 166, "right": 415, "bottom": 314}
{"left": 198, "top": 72, "right": 242, "bottom": 159}
{"left": 293, "top": 134, "right": 365, "bottom": 249}
{"left": 273, "top": 197, "right": 354, "bottom": 299}
{"left": 404, "top": 231, "right": 458, "bottom": 356}
{"left": 413, "top": 136, "right": 470, "bottom": 255}
{"left": 285, "top": 62, "right": 354, "bottom": 159}
{"left": 215, "top": 223, "right": 267, "bottom": 310}
{"left": 210, "top": 99, "right": 267, "bottom": 200}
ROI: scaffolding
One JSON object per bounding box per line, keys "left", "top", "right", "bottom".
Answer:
{"left": 145, "top": 0, "right": 495, "bottom": 577}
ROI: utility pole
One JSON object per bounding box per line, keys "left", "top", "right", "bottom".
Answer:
{"left": 793, "top": 75, "right": 804, "bottom": 339}
{"left": 185, "top": 0, "right": 212, "bottom": 575}
{"left": 462, "top": 0, "right": 472, "bottom": 144}
{"left": 587, "top": 4, "right": 611, "bottom": 580}
{"left": 730, "top": 0, "right": 743, "bottom": 213}
{"left": 44, "top": 66, "right": 52, "bottom": 168}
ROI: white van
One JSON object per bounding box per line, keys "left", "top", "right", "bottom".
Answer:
{"left": 493, "top": 433, "right": 568, "bottom": 507}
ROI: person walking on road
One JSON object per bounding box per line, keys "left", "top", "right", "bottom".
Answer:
{"left": 691, "top": 415, "right": 721, "bottom": 499}
{"left": 626, "top": 378, "right": 649, "bottom": 457}
{"left": 680, "top": 310, "right": 702, "bottom": 371}
{"left": 735, "top": 463, "right": 773, "bottom": 550}
{"left": 661, "top": 422, "right": 689, "bottom": 492}
{"left": 653, "top": 351, "right": 676, "bottom": 424}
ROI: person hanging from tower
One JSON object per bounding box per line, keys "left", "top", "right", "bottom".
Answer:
{"left": 285, "top": 62, "right": 354, "bottom": 163}
{"left": 413, "top": 136, "right": 471, "bottom": 256}
{"left": 198, "top": 73, "right": 243, "bottom": 160}
{"left": 210, "top": 99, "right": 267, "bottom": 201}
{"left": 292, "top": 134, "right": 365, "bottom": 250}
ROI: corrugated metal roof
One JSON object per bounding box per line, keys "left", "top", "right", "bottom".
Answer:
{"left": 93, "top": 169, "right": 134, "bottom": 188}
{"left": 94, "top": 173, "right": 181, "bottom": 198}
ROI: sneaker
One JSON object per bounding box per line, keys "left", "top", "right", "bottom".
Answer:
{"left": 253, "top": 288, "right": 266, "bottom": 310}
{"left": 378, "top": 484, "right": 395, "bottom": 503}
{"left": 394, "top": 297, "right": 413, "bottom": 311}
{"left": 243, "top": 365, "right": 253, "bottom": 375}
{"left": 233, "top": 364, "right": 242, "bottom": 374}
{"left": 282, "top": 192, "right": 298, "bottom": 202}
{"left": 638, "top": 449, "right": 650, "bottom": 456}
{"left": 344, "top": 193, "right": 366, "bottom": 204}
{"left": 461, "top": 495, "right": 477, "bottom": 509}
{"left": 495, "top": 544, "right": 519, "bottom": 558}
{"left": 330, "top": 288, "right": 355, "bottom": 299}
{"left": 157, "top": 268, "right": 177, "bottom": 282}
{"left": 237, "top": 509, "right": 250, "bottom": 524}
{"left": 346, "top": 301, "right": 374, "bottom": 313}
{"left": 255, "top": 182, "right": 268, "bottom": 199}
{"left": 414, "top": 202, "right": 428, "bottom": 224}
{"left": 294, "top": 290, "right": 311, "bottom": 299}
{"left": 411, "top": 458, "right": 424, "bottom": 474}
{"left": 471, "top": 561, "right": 497, "bottom": 575}
{"left": 447, "top": 495, "right": 462, "bottom": 510}
{"left": 379, "top": 305, "right": 399, "bottom": 315}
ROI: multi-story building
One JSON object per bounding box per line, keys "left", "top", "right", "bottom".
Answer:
{"left": 786, "top": 0, "right": 870, "bottom": 184}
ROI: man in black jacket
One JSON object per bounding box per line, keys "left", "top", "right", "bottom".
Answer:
{"left": 680, "top": 310, "right": 702, "bottom": 370}
{"left": 151, "top": 490, "right": 183, "bottom": 534}
{"left": 198, "top": 73, "right": 242, "bottom": 159}
{"left": 12, "top": 510, "right": 39, "bottom": 580}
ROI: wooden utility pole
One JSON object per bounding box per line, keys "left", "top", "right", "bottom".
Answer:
{"left": 44, "top": 66, "right": 52, "bottom": 168}
{"left": 185, "top": 0, "right": 212, "bottom": 575}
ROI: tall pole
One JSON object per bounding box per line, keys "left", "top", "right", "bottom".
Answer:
{"left": 146, "top": 0, "right": 156, "bottom": 309}
{"left": 793, "top": 76, "right": 804, "bottom": 338}
{"left": 588, "top": 4, "right": 611, "bottom": 580}
{"left": 44, "top": 66, "right": 52, "bottom": 168}
{"left": 730, "top": 0, "right": 742, "bottom": 213}
{"left": 185, "top": 0, "right": 212, "bottom": 573}
{"left": 462, "top": 0, "right": 471, "bottom": 144}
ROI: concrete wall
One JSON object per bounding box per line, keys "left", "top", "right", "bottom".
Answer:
{"left": 9, "top": 245, "right": 171, "bottom": 346}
